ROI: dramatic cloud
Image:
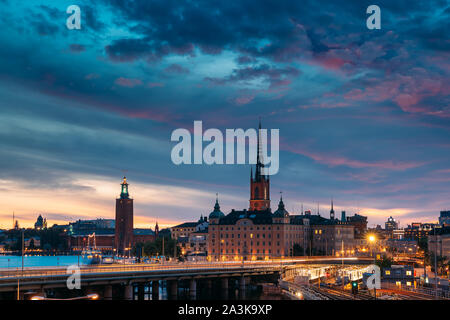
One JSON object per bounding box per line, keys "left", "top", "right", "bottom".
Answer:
{"left": 0, "top": 0, "right": 448, "bottom": 228}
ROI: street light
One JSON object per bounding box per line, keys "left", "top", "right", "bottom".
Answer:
{"left": 31, "top": 293, "right": 99, "bottom": 300}
{"left": 367, "top": 234, "right": 377, "bottom": 299}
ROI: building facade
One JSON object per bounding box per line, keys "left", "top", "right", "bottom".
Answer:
{"left": 439, "top": 211, "right": 450, "bottom": 227}
{"left": 428, "top": 227, "right": 450, "bottom": 262}
{"left": 206, "top": 121, "right": 356, "bottom": 261}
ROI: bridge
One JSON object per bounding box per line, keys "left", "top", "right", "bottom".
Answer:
{"left": 0, "top": 256, "right": 373, "bottom": 300}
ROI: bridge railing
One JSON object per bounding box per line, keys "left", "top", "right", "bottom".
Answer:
{"left": 0, "top": 262, "right": 283, "bottom": 280}
{"left": 0, "top": 256, "right": 367, "bottom": 280}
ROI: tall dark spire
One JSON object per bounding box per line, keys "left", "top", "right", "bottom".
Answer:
{"left": 255, "top": 117, "right": 265, "bottom": 180}
{"left": 214, "top": 193, "right": 220, "bottom": 211}
{"left": 330, "top": 198, "right": 335, "bottom": 219}
{"left": 249, "top": 118, "right": 270, "bottom": 211}
{"left": 256, "top": 117, "right": 262, "bottom": 178}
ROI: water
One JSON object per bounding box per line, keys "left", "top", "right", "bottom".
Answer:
{"left": 0, "top": 255, "right": 84, "bottom": 269}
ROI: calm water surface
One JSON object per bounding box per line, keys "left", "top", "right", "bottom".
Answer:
{"left": 0, "top": 255, "right": 84, "bottom": 268}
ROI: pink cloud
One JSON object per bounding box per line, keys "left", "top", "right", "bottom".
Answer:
{"left": 283, "top": 143, "right": 425, "bottom": 170}
{"left": 114, "top": 77, "right": 143, "bottom": 88}
{"left": 233, "top": 94, "right": 255, "bottom": 105}
{"left": 147, "top": 82, "right": 164, "bottom": 88}
{"left": 85, "top": 73, "right": 100, "bottom": 80}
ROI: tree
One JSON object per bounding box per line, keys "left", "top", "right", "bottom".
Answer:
{"left": 376, "top": 256, "right": 393, "bottom": 271}
{"left": 293, "top": 243, "right": 304, "bottom": 256}
{"left": 132, "top": 237, "right": 180, "bottom": 259}
{"left": 418, "top": 237, "right": 428, "bottom": 253}
{"left": 427, "top": 253, "right": 447, "bottom": 275}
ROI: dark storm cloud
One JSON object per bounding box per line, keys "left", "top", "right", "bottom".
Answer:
{"left": 205, "top": 64, "right": 301, "bottom": 89}
{"left": 0, "top": 0, "right": 448, "bottom": 225}
{"left": 69, "top": 44, "right": 86, "bottom": 53}
{"left": 164, "top": 63, "right": 190, "bottom": 74}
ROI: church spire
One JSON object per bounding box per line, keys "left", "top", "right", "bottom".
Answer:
{"left": 255, "top": 117, "right": 263, "bottom": 179}
{"left": 330, "top": 198, "right": 335, "bottom": 219}
{"left": 214, "top": 193, "right": 220, "bottom": 211}
{"left": 249, "top": 119, "right": 270, "bottom": 211}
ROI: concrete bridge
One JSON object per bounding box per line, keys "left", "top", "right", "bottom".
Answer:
{"left": 0, "top": 256, "right": 372, "bottom": 300}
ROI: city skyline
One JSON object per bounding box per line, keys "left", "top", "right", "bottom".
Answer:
{"left": 0, "top": 0, "right": 449, "bottom": 229}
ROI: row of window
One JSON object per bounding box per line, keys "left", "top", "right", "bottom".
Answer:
{"left": 211, "top": 240, "right": 281, "bottom": 247}
{"left": 210, "top": 225, "right": 304, "bottom": 231}
{"left": 211, "top": 248, "right": 281, "bottom": 255}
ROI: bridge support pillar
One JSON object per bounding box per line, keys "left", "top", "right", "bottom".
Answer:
{"left": 104, "top": 285, "right": 113, "bottom": 300}
{"left": 124, "top": 284, "right": 133, "bottom": 300}
{"left": 221, "top": 278, "right": 229, "bottom": 299}
{"left": 206, "top": 279, "right": 212, "bottom": 292}
{"left": 152, "top": 281, "right": 159, "bottom": 300}
{"left": 239, "top": 276, "right": 246, "bottom": 291}
{"left": 169, "top": 280, "right": 178, "bottom": 300}
{"left": 239, "top": 276, "right": 246, "bottom": 299}
{"left": 189, "top": 279, "right": 197, "bottom": 300}
{"left": 137, "top": 283, "right": 145, "bottom": 300}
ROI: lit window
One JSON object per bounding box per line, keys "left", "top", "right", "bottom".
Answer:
{"left": 406, "top": 282, "right": 411, "bottom": 286}
{"left": 385, "top": 270, "right": 391, "bottom": 275}
{"left": 406, "top": 271, "right": 412, "bottom": 276}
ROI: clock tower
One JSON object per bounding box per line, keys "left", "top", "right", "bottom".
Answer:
{"left": 115, "top": 177, "right": 134, "bottom": 255}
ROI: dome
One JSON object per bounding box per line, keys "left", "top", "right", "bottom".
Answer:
{"left": 209, "top": 198, "right": 225, "bottom": 219}
{"left": 273, "top": 197, "right": 289, "bottom": 218}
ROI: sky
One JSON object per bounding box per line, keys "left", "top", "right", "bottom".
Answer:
{"left": 0, "top": 0, "right": 449, "bottom": 229}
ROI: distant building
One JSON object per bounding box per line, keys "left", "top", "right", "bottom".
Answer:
{"left": 171, "top": 216, "right": 207, "bottom": 240}
{"left": 34, "top": 215, "right": 47, "bottom": 230}
{"left": 439, "top": 211, "right": 450, "bottom": 227}
{"left": 171, "top": 215, "right": 208, "bottom": 255}
{"left": 346, "top": 214, "right": 368, "bottom": 238}
{"left": 428, "top": 227, "right": 450, "bottom": 261}
{"left": 68, "top": 218, "right": 115, "bottom": 235}
{"left": 386, "top": 239, "right": 418, "bottom": 254}
{"left": 392, "top": 229, "right": 405, "bottom": 240}
{"left": 24, "top": 236, "right": 41, "bottom": 248}
{"left": 67, "top": 177, "right": 155, "bottom": 253}
{"left": 385, "top": 216, "right": 398, "bottom": 231}
{"left": 404, "top": 223, "right": 438, "bottom": 240}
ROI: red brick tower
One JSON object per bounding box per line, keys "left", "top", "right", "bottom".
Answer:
{"left": 249, "top": 120, "right": 270, "bottom": 211}
{"left": 115, "top": 177, "right": 133, "bottom": 255}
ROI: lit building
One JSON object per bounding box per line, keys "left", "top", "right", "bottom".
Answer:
{"left": 171, "top": 216, "right": 208, "bottom": 256}
{"left": 385, "top": 216, "right": 398, "bottom": 231}
{"left": 428, "top": 227, "right": 450, "bottom": 261}
{"left": 392, "top": 229, "right": 405, "bottom": 240}
{"left": 404, "top": 222, "right": 438, "bottom": 240}
{"left": 346, "top": 214, "right": 368, "bottom": 238}
{"left": 206, "top": 121, "right": 356, "bottom": 261}
{"left": 68, "top": 177, "right": 155, "bottom": 253}
{"left": 439, "top": 211, "right": 450, "bottom": 227}
{"left": 34, "top": 215, "right": 47, "bottom": 230}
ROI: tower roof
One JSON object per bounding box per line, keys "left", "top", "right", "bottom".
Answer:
{"left": 273, "top": 195, "right": 289, "bottom": 218}
{"left": 120, "top": 176, "right": 130, "bottom": 199}
{"left": 209, "top": 194, "right": 225, "bottom": 219}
